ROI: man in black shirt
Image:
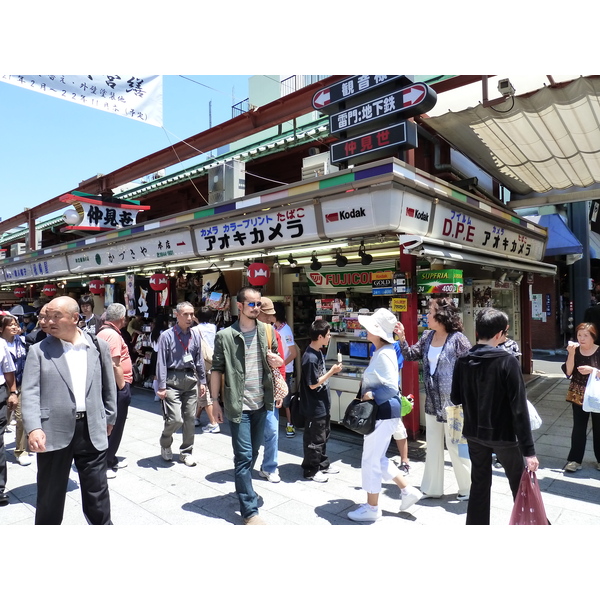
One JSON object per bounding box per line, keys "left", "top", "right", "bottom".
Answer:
{"left": 299, "top": 320, "right": 342, "bottom": 483}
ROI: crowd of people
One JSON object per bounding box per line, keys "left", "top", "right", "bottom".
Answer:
{"left": 1, "top": 286, "right": 598, "bottom": 525}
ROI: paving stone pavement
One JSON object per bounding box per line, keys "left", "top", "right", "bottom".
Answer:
{"left": 2, "top": 372, "right": 599, "bottom": 527}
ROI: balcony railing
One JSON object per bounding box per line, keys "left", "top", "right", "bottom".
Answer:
{"left": 232, "top": 75, "right": 329, "bottom": 118}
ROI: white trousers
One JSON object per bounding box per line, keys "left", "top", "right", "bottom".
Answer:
{"left": 361, "top": 418, "right": 402, "bottom": 494}
{"left": 421, "top": 413, "right": 471, "bottom": 497}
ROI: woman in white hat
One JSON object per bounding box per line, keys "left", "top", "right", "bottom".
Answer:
{"left": 396, "top": 297, "right": 472, "bottom": 500}
{"left": 347, "top": 308, "right": 422, "bottom": 522}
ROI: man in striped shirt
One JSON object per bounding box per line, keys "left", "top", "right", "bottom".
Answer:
{"left": 211, "top": 286, "right": 283, "bottom": 524}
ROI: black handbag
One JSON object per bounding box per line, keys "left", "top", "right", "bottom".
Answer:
{"left": 289, "top": 390, "right": 305, "bottom": 429}
{"left": 342, "top": 397, "right": 378, "bottom": 435}
{"left": 289, "top": 370, "right": 305, "bottom": 429}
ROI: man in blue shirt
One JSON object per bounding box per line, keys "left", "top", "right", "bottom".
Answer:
{"left": 156, "top": 302, "right": 206, "bottom": 467}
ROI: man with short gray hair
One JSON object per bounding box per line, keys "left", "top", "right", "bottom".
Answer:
{"left": 97, "top": 303, "right": 133, "bottom": 478}
{"left": 156, "top": 302, "right": 206, "bottom": 466}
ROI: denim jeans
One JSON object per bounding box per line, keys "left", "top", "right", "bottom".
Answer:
{"left": 261, "top": 406, "right": 279, "bottom": 474}
{"left": 0, "top": 388, "right": 7, "bottom": 493}
{"left": 229, "top": 407, "right": 267, "bottom": 520}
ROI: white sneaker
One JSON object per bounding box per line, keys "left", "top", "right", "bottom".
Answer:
{"left": 17, "top": 454, "right": 32, "bottom": 466}
{"left": 106, "top": 469, "right": 117, "bottom": 479}
{"left": 115, "top": 457, "right": 128, "bottom": 469}
{"left": 305, "top": 471, "right": 328, "bottom": 483}
{"left": 348, "top": 503, "right": 382, "bottom": 522}
{"left": 179, "top": 454, "right": 197, "bottom": 467}
{"left": 161, "top": 446, "right": 173, "bottom": 462}
{"left": 202, "top": 422, "right": 220, "bottom": 434}
{"left": 259, "top": 470, "right": 281, "bottom": 483}
{"left": 321, "top": 465, "right": 340, "bottom": 475}
{"left": 400, "top": 486, "right": 423, "bottom": 511}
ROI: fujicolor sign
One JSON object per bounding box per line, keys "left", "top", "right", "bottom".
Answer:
{"left": 307, "top": 269, "right": 392, "bottom": 289}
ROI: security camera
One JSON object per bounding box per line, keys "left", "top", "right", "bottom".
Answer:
{"left": 498, "top": 78, "right": 516, "bottom": 97}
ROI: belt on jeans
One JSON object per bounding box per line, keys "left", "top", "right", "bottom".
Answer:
{"left": 75, "top": 411, "right": 86, "bottom": 420}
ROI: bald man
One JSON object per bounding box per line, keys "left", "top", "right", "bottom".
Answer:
{"left": 22, "top": 296, "right": 117, "bottom": 525}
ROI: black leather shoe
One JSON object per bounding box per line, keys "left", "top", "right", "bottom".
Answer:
{"left": 0, "top": 492, "right": 9, "bottom": 506}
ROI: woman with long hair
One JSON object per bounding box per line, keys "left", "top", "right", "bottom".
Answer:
{"left": 1, "top": 314, "right": 30, "bottom": 466}
{"left": 562, "top": 322, "right": 600, "bottom": 472}
{"left": 396, "top": 297, "right": 472, "bottom": 500}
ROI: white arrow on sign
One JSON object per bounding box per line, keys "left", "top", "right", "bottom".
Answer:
{"left": 402, "top": 85, "right": 426, "bottom": 107}
{"left": 313, "top": 88, "right": 331, "bottom": 109}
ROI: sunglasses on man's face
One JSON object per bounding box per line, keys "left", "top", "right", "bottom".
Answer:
{"left": 245, "top": 301, "right": 262, "bottom": 308}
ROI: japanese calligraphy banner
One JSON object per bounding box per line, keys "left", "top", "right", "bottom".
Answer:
{"left": 0, "top": 74, "right": 163, "bottom": 127}
{"left": 193, "top": 204, "right": 319, "bottom": 255}
{"left": 68, "top": 230, "right": 195, "bottom": 273}
{"left": 2, "top": 256, "right": 70, "bottom": 282}
{"left": 429, "top": 205, "right": 546, "bottom": 262}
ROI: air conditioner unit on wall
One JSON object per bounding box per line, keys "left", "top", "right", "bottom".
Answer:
{"left": 208, "top": 159, "right": 246, "bottom": 204}
{"left": 10, "top": 243, "right": 27, "bottom": 256}
{"left": 301, "top": 152, "right": 338, "bottom": 180}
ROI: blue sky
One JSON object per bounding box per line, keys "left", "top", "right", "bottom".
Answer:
{"left": 0, "top": 75, "right": 250, "bottom": 222}
{"left": 0, "top": 72, "right": 587, "bottom": 230}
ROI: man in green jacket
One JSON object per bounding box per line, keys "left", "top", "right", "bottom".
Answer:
{"left": 211, "top": 286, "right": 283, "bottom": 525}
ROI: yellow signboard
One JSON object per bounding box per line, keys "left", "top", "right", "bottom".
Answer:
{"left": 391, "top": 298, "right": 408, "bottom": 312}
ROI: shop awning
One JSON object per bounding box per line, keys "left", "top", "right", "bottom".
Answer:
{"left": 525, "top": 214, "right": 583, "bottom": 256}
{"left": 590, "top": 230, "right": 600, "bottom": 259}
{"left": 425, "top": 76, "right": 600, "bottom": 207}
{"left": 399, "top": 235, "right": 557, "bottom": 276}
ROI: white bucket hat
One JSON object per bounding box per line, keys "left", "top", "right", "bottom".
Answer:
{"left": 357, "top": 308, "right": 397, "bottom": 343}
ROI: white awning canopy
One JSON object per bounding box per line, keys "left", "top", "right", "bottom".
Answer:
{"left": 425, "top": 76, "right": 600, "bottom": 208}
{"left": 399, "top": 235, "right": 557, "bottom": 276}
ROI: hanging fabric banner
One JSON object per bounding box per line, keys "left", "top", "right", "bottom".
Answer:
{"left": 60, "top": 191, "right": 150, "bottom": 231}
{"left": 0, "top": 74, "right": 163, "bottom": 127}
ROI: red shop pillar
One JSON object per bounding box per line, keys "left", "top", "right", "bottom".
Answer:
{"left": 399, "top": 247, "right": 420, "bottom": 440}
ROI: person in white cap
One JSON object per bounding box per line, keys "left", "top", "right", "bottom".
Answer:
{"left": 347, "top": 308, "right": 422, "bottom": 522}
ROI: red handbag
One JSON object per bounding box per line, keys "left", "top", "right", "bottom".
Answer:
{"left": 509, "top": 469, "right": 550, "bottom": 525}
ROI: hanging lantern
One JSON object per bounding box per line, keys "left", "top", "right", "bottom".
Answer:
{"left": 42, "top": 283, "right": 58, "bottom": 297}
{"left": 13, "top": 286, "right": 27, "bottom": 299}
{"left": 247, "top": 262, "right": 270, "bottom": 287}
{"left": 89, "top": 279, "right": 105, "bottom": 295}
{"left": 149, "top": 273, "right": 168, "bottom": 291}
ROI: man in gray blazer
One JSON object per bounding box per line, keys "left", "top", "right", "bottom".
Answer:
{"left": 22, "top": 296, "right": 117, "bottom": 525}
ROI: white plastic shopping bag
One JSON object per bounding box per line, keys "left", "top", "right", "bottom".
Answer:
{"left": 527, "top": 400, "right": 542, "bottom": 430}
{"left": 583, "top": 368, "right": 600, "bottom": 413}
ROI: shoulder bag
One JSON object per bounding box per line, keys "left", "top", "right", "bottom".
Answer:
{"left": 342, "top": 384, "right": 378, "bottom": 436}
{"left": 265, "top": 323, "right": 289, "bottom": 405}
{"left": 197, "top": 328, "right": 213, "bottom": 372}
{"left": 288, "top": 369, "right": 305, "bottom": 429}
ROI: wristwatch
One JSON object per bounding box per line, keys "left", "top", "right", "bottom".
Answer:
{"left": 9, "top": 391, "right": 17, "bottom": 396}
